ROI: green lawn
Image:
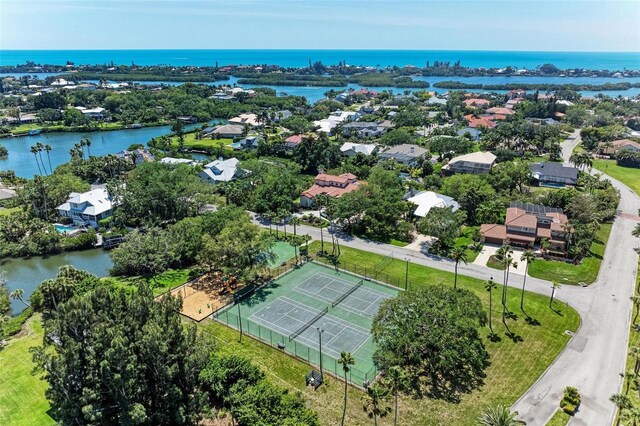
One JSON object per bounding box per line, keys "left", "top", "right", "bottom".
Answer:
{"left": 0, "top": 206, "right": 21, "bottom": 216}
{"left": 103, "top": 268, "right": 193, "bottom": 296}
{"left": 0, "top": 314, "right": 55, "bottom": 426}
{"left": 528, "top": 223, "right": 612, "bottom": 285}
{"left": 455, "top": 226, "right": 482, "bottom": 263}
{"left": 171, "top": 132, "right": 234, "bottom": 150}
{"left": 297, "top": 241, "right": 580, "bottom": 425}
{"left": 593, "top": 158, "right": 640, "bottom": 196}
{"left": 546, "top": 409, "right": 571, "bottom": 426}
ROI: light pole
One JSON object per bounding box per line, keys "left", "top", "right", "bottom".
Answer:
{"left": 237, "top": 302, "right": 243, "bottom": 343}
{"left": 405, "top": 258, "right": 409, "bottom": 290}
{"left": 317, "top": 327, "right": 325, "bottom": 378}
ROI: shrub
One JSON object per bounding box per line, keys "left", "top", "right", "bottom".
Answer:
{"left": 60, "top": 229, "right": 97, "bottom": 251}
{"left": 560, "top": 386, "right": 580, "bottom": 416}
{"left": 616, "top": 150, "right": 640, "bottom": 168}
{"left": 561, "top": 403, "right": 577, "bottom": 415}
{"left": 1, "top": 307, "right": 33, "bottom": 338}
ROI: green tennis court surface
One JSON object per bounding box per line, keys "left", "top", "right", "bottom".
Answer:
{"left": 214, "top": 261, "right": 400, "bottom": 385}
{"left": 268, "top": 241, "right": 297, "bottom": 266}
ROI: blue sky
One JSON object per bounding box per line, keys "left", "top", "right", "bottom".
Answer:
{"left": 1, "top": 0, "right": 639, "bottom": 51}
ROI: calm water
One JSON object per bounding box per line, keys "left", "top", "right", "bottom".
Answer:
{"left": 1, "top": 249, "right": 113, "bottom": 315}
{"left": 1, "top": 49, "right": 640, "bottom": 70}
{"left": 0, "top": 122, "right": 209, "bottom": 178}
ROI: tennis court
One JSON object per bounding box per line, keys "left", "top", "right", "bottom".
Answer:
{"left": 214, "top": 261, "right": 400, "bottom": 385}
{"left": 268, "top": 241, "right": 298, "bottom": 266}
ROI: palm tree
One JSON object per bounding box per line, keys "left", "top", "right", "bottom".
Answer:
{"left": 290, "top": 216, "right": 300, "bottom": 236}
{"left": 36, "top": 142, "right": 48, "bottom": 175}
{"left": 625, "top": 371, "right": 637, "bottom": 395}
{"left": 450, "top": 246, "right": 468, "bottom": 290}
{"left": 477, "top": 405, "right": 521, "bottom": 426}
{"left": 383, "top": 366, "right": 407, "bottom": 426}
{"left": 10, "top": 289, "right": 31, "bottom": 308}
{"left": 485, "top": 278, "right": 498, "bottom": 336}
{"left": 633, "top": 224, "right": 640, "bottom": 239}
{"left": 632, "top": 296, "right": 640, "bottom": 324}
{"left": 549, "top": 281, "right": 561, "bottom": 308}
{"left": 83, "top": 138, "right": 92, "bottom": 157}
{"left": 519, "top": 249, "right": 535, "bottom": 314}
{"left": 630, "top": 346, "right": 640, "bottom": 374}
{"left": 611, "top": 393, "right": 632, "bottom": 426}
{"left": 362, "top": 383, "right": 390, "bottom": 426}
{"left": 30, "top": 145, "right": 43, "bottom": 175}
{"left": 44, "top": 144, "right": 53, "bottom": 174}
{"left": 338, "top": 351, "right": 355, "bottom": 426}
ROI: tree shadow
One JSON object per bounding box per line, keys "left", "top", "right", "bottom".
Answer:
{"left": 488, "top": 332, "right": 501, "bottom": 342}
{"left": 504, "top": 310, "right": 518, "bottom": 321}
{"left": 525, "top": 316, "right": 541, "bottom": 326}
{"left": 505, "top": 331, "right": 524, "bottom": 343}
{"left": 550, "top": 305, "right": 564, "bottom": 316}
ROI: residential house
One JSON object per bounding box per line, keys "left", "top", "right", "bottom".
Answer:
{"left": 5, "top": 113, "right": 38, "bottom": 125}
{"left": 210, "top": 92, "right": 235, "bottom": 101}
{"left": 378, "top": 144, "right": 428, "bottom": 167}
{"left": 463, "top": 98, "right": 490, "bottom": 109}
{"left": 480, "top": 202, "right": 569, "bottom": 251}
{"left": 427, "top": 96, "right": 447, "bottom": 105}
{"left": 75, "top": 106, "right": 107, "bottom": 119}
{"left": 115, "top": 148, "right": 155, "bottom": 165}
{"left": 56, "top": 187, "right": 115, "bottom": 228}
{"left": 313, "top": 110, "right": 361, "bottom": 134}
{"left": 404, "top": 190, "right": 460, "bottom": 218}
{"left": 486, "top": 107, "right": 515, "bottom": 116}
{"left": 340, "top": 142, "right": 378, "bottom": 157}
{"left": 457, "top": 127, "right": 482, "bottom": 140}
{"left": 203, "top": 124, "right": 245, "bottom": 139}
{"left": 505, "top": 98, "right": 524, "bottom": 109}
{"left": 531, "top": 162, "right": 579, "bottom": 187}
{"left": 442, "top": 151, "right": 497, "bottom": 175}
{"left": 300, "top": 173, "right": 362, "bottom": 208}
{"left": 342, "top": 120, "right": 393, "bottom": 138}
{"left": 273, "top": 110, "right": 292, "bottom": 122}
{"left": 199, "top": 157, "right": 244, "bottom": 184}
{"left": 230, "top": 135, "right": 263, "bottom": 150}
{"left": 598, "top": 139, "right": 640, "bottom": 156}
{"left": 228, "top": 113, "right": 261, "bottom": 127}
{"left": 506, "top": 89, "right": 527, "bottom": 100}
{"left": 464, "top": 114, "right": 498, "bottom": 129}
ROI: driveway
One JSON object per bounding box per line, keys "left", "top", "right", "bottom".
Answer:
{"left": 512, "top": 130, "right": 640, "bottom": 426}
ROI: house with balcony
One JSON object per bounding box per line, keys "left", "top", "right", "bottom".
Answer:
{"left": 56, "top": 187, "right": 115, "bottom": 228}
{"left": 300, "top": 173, "right": 362, "bottom": 208}
{"left": 480, "top": 202, "right": 570, "bottom": 252}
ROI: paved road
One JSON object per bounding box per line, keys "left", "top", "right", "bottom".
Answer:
{"left": 512, "top": 131, "right": 640, "bottom": 425}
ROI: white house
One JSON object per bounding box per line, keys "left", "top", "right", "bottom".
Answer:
{"left": 340, "top": 142, "right": 378, "bottom": 157}
{"left": 160, "top": 157, "right": 198, "bottom": 166}
{"left": 199, "top": 157, "right": 243, "bottom": 184}
{"left": 56, "top": 187, "right": 115, "bottom": 228}
{"left": 405, "top": 190, "right": 460, "bottom": 218}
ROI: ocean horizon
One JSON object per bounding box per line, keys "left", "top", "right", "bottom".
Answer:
{"left": 1, "top": 49, "right": 640, "bottom": 70}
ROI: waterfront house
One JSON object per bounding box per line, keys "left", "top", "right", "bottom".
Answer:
{"left": 300, "top": 173, "right": 362, "bottom": 208}
{"left": 531, "top": 162, "right": 579, "bottom": 187}
{"left": 378, "top": 144, "right": 428, "bottom": 167}
{"left": 340, "top": 142, "right": 378, "bottom": 157}
{"left": 506, "top": 89, "right": 527, "bottom": 100}
{"left": 56, "top": 187, "right": 115, "bottom": 228}
{"left": 230, "top": 135, "right": 264, "bottom": 150}
{"left": 481, "top": 202, "right": 569, "bottom": 251}
{"left": 160, "top": 157, "right": 198, "bottom": 166}
{"left": 229, "top": 113, "right": 261, "bottom": 127}
{"left": 442, "top": 151, "right": 496, "bottom": 175}
{"left": 404, "top": 190, "right": 460, "bottom": 218}
{"left": 115, "top": 148, "right": 154, "bottom": 165}
{"left": 204, "top": 124, "right": 245, "bottom": 139}
{"left": 199, "top": 157, "right": 244, "bottom": 184}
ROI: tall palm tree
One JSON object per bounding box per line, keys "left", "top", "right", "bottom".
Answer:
{"left": 632, "top": 296, "right": 640, "bottom": 324}
{"left": 519, "top": 249, "right": 535, "bottom": 314}
{"left": 36, "top": 142, "right": 48, "bottom": 175}
{"left": 383, "top": 366, "right": 407, "bottom": 426}
{"left": 10, "top": 288, "right": 31, "bottom": 308}
{"left": 30, "top": 145, "right": 43, "bottom": 175}
{"left": 549, "top": 281, "right": 561, "bottom": 308}
{"left": 362, "top": 383, "right": 390, "bottom": 426}
{"left": 477, "top": 405, "right": 521, "bottom": 426}
{"left": 485, "top": 278, "right": 497, "bottom": 336}
{"left": 79, "top": 139, "right": 86, "bottom": 159}
{"left": 450, "top": 246, "right": 468, "bottom": 290}
{"left": 338, "top": 351, "right": 355, "bottom": 426}
{"left": 611, "top": 393, "right": 632, "bottom": 426}
{"left": 44, "top": 144, "right": 53, "bottom": 174}
{"left": 630, "top": 346, "right": 640, "bottom": 375}
{"left": 83, "top": 138, "right": 92, "bottom": 157}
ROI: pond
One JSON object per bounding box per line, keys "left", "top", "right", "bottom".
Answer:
{"left": 1, "top": 249, "right": 113, "bottom": 315}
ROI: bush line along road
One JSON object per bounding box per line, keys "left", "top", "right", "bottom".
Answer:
{"left": 252, "top": 130, "right": 638, "bottom": 425}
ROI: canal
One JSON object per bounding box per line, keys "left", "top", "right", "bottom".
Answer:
{"left": 1, "top": 249, "right": 113, "bottom": 315}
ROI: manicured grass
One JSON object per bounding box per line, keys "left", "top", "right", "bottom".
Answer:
{"left": 456, "top": 226, "right": 481, "bottom": 263}
{"left": 487, "top": 255, "right": 506, "bottom": 271}
{"left": 103, "top": 268, "right": 193, "bottom": 296}
{"left": 546, "top": 409, "right": 571, "bottom": 426}
{"left": 170, "top": 132, "right": 234, "bottom": 150}
{"left": 528, "top": 223, "right": 612, "bottom": 285}
{"left": 0, "top": 314, "right": 55, "bottom": 426}
{"left": 593, "top": 158, "right": 640, "bottom": 196}
{"left": 275, "top": 241, "right": 579, "bottom": 425}
{"left": 0, "top": 206, "right": 21, "bottom": 216}
{"left": 390, "top": 239, "right": 409, "bottom": 247}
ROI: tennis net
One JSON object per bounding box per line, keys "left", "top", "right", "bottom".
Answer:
{"left": 288, "top": 307, "right": 329, "bottom": 341}
{"left": 331, "top": 279, "right": 364, "bottom": 308}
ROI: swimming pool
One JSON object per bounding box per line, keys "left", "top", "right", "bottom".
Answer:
{"left": 54, "top": 224, "right": 76, "bottom": 233}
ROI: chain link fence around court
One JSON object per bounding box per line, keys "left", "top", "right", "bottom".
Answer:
{"left": 215, "top": 306, "right": 378, "bottom": 386}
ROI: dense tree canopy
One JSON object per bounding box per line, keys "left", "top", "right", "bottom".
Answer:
{"left": 372, "top": 286, "right": 489, "bottom": 402}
